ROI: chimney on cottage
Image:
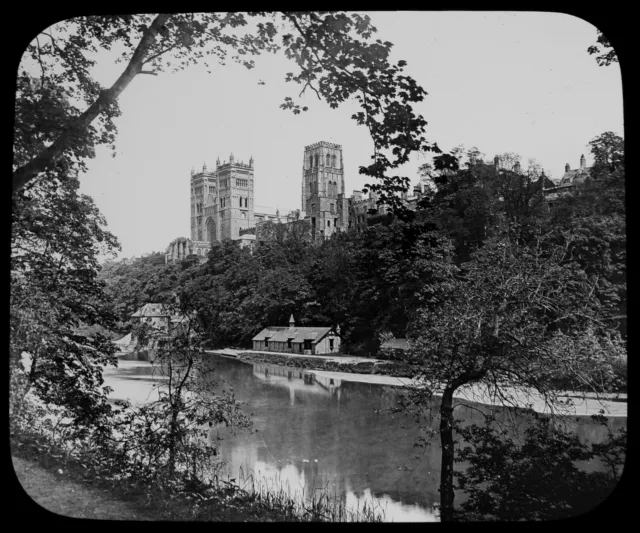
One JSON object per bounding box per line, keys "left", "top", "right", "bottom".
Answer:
{"left": 580, "top": 154, "right": 586, "bottom": 170}
{"left": 565, "top": 163, "right": 570, "bottom": 173}
{"left": 289, "top": 314, "right": 295, "bottom": 330}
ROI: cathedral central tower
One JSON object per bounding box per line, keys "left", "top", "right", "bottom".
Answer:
{"left": 302, "top": 141, "right": 348, "bottom": 240}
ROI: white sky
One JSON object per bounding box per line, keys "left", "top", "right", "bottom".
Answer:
{"left": 51, "top": 11, "right": 622, "bottom": 259}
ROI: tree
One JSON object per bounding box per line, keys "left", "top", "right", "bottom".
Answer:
{"left": 546, "top": 132, "right": 626, "bottom": 338}
{"left": 587, "top": 30, "right": 619, "bottom": 67}
{"left": 128, "top": 309, "right": 252, "bottom": 481}
{"left": 99, "top": 253, "right": 181, "bottom": 322}
{"left": 348, "top": 220, "right": 455, "bottom": 352}
{"left": 11, "top": 172, "right": 120, "bottom": 424}
{"left": 399, "top": 229, "right": 625, "bottom": 521}
{"left": 454, "top": 412, "right": 626, "bottom": 520}
{"left": 14, "top": 12, "right": 439, "bottom": 205}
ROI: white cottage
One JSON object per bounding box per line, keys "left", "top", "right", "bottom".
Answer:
{"left": 252, "top": 315, "right": 341, "bottom": 355}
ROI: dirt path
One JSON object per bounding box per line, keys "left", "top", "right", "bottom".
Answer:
{"left": 12, "top": 456, "right": 150, "bottom": 521}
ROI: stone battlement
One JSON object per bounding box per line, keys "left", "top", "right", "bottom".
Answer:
{"left": 305, "top": 141, "right": 342, "bottom": 150}
{"left": 217, "top": 161, "right": 253, "bottom": 170}
{"left": 191, "top": 171, "right": 216, "bottom": 179}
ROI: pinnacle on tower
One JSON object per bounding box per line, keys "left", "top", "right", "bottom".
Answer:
{"left": 203, "top": 161, "right": 207, "bottom": 172}
{"left": 249, "top": 155, "right": 254, "bottom": 167}
{"left": 230, "top": 153, "right": 234, "bottom": 163}
{"left": 289, "top": 314, "right": 295, "bottom": 329}
{"left": 216, "top": 156, "right": 220, "bottom": 167}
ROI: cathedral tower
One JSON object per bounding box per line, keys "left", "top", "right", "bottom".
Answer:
{"left": 190, "top": 162, "right": 217, "bottom": 243}
{"left": 302, "top": 141, "right": 349, "bottom": 240}
{"left": 213, "top": 153, "right": 255, "bottom": 241}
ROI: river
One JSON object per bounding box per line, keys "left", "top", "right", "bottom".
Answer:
{"left": 103, "top": 354, "right": 626, "bottom": 522}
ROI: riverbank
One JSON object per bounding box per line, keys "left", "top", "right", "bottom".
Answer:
{"left": 212, "top": 350, "right": 627, "bottom": 418}
{"left": 12, "top": 455, "right": 151, "bottom": 520}
{"left": 11, "top": 438, "right": 371, "bottom": 522}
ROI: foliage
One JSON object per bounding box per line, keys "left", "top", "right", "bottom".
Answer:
{"left": 15, "top": 12, "right": 437, "bottom": 212}
{"left": 587, "top": 31, "right": 619, "bottom": 67}
{"left": 418, "top": 148, "right": 549, "bottom": 262}
{"left": 546, "top": 132, "right": 626, "bottom": 338}
{"left": 10, "top": 351, "right": 384, "bottom": 522}
{"left": 99, "top": 253, "right": 180, "bottom": 322}
{"left": 402, "top": 228, "right": 625, "bottom": 520}
{"left": 11, "top": 170, "right": 120, "bottom": 425}
{"left": 454, "top": 412, "right": 626, "bottom": 520}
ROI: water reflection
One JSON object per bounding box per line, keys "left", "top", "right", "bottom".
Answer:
{"left": 103, "top": 355, "right": 625, "bottom": 522}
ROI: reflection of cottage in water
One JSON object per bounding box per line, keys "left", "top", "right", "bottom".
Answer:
{"left": 252, "top": 315, "right": 341, "bottom": 355}
{"left": 252, "top": 362, "right": 343, "bottom": 404}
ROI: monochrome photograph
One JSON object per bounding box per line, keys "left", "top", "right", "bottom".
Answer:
{"left": 11, "top": 11, "right": 626, "bottom": 522}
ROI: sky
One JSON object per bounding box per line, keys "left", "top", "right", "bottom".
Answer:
{"left": 28, "top": 12, "right": 623, "bottom": 259}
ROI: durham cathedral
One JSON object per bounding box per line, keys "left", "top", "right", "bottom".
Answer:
{"left": 165, "top": 140, "right": 589, "bottom": 263}
{"left": 165, "top": 141, "right": 389, "bottom": 263}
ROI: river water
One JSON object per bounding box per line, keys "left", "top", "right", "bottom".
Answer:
{"left": 103, "top": 354, "right": 626, "bottom": 522}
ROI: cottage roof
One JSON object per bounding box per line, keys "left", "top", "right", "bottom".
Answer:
{"left": 131, "top": 303, "right": 168, "bottom": 317}
{"left": 557, "top": 166, "right": 591, "bottom": 188}
{"left": 131, "top": 303, "right": 190, "bottom": 323}
{"left": 251, "top": 326, "right": 334, "bottom": 344}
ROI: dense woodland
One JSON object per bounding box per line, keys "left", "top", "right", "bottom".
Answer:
{"left": 101, "top": 135, "right": 626, "bottom": 373}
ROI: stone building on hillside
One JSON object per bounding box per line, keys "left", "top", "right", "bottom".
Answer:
{"left": 542, "top": 154, "right": 592, "bottom": 204}
{"left": 252, "top": 315, "right": 341, "bottom": 355}
{"left": 130, "top": 303, "right": 189, "bottom": 335}
{"left": 165, "top": 237, "right": 209, "bottom": 264}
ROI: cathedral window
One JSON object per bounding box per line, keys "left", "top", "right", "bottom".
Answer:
{"left": 326, "top": 154, "right": 331, "bottom": 166}
{"left": 327, "top": 220, "right": 331, "bottom": 227}
{"left": 330, "top": 203, "right": 335, "bottom": 214}
{"left": 332, "top": 154, "right": 337, "bottom": 167}
{"left": 314, "top": 154, "right": 318, "bottom": 167}
{"left": 309, "top": 156, "right": 313, "bottom": 168}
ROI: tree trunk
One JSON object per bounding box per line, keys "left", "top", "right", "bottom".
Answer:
{"left": 12, "top": 13, "right": 172, "bottom": 195}
{"left": 168, "top": 409, "right": 178, "bottom": 477}
{"left": 439, "top": 385, "right": 456, "bottom": 521}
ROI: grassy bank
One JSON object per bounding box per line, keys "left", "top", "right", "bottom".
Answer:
{"left": 11, "top": 429, "right": 384, "bottom": 522}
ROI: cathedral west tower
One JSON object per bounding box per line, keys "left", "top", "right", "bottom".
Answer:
{"left": 191, "top": 154, "right": 255, "bottom": 244}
